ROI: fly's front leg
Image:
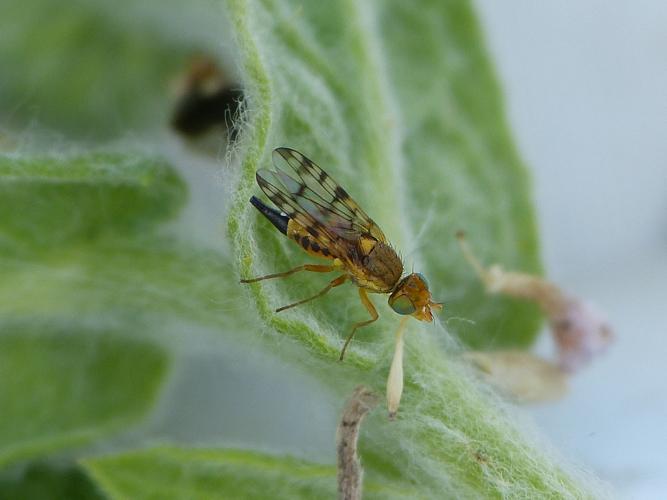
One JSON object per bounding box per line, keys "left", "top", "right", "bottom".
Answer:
{"left": 339, "top": 288, "right": 379, "bottom": 361}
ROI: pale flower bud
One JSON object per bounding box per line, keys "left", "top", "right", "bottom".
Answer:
{"left": 386, "top": 317, "right": 409, "bottom": 418}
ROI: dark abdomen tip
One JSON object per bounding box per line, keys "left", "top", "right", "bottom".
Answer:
{"left": 249, "top": 196, "right": 289, "bottom": 234}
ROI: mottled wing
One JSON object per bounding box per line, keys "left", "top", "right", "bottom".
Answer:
{"left": 255, "top": 168, "right": 352, "bottom": 261}
{"left": 270, "top": 148, "right": 387, "bottom": 243}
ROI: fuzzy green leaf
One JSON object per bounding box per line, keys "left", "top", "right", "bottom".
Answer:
{"left": 378, "top": 2, "right": 543, "bottom": 347}
{"left": 229, "top": 0, "right": 540, "bottom": 354}
{"left": 0, "top": 237, "right": 243, "bottom": 332}
{"left": 0, "top": 322, "right": 168, "bottom": 468}
{"left": 82, "top": 447, "right": 413, "bottom": 500}
{"left": 83, "top": 448, "right": 337, "bottom": 500}
{"left": 225, "top": 0, "right": 608, "bottom": 497}
{"left": 0, "top": 152, "right": 186, "bottom": 249}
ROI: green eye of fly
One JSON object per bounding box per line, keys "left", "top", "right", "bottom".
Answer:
{"left": 389, "top": 294, "right": 416, "bottom": 315}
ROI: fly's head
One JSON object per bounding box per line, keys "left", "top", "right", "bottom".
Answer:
{"left": 388, "top": 273, "right": 442, "bottom": 322}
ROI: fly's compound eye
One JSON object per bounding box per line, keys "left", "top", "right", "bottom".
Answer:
{"left": 389, "top": 294, "right": 416, "bottom": 315}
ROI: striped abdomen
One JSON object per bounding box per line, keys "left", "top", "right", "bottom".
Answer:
{"left": 249, "top": 196, "right": 333, "bottom": 260}
{"left": 286, "top": 219, "right": 334, "bottom": 259}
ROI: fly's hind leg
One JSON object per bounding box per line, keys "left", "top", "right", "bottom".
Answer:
{"left": 339, "top": 288, "right": 379, "bottom": 361}
{"left": 275, "top": 274, "right": 348, "bottom": 313}
{"left": 240, "top": 264, "right": 336, "bottom": 284}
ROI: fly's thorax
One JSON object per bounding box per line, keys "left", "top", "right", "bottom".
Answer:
{"left": 388, "top": 273, "right": 438, "bottom": 321}
{"left": 355, "top": 238, "right": 403, "bottom": 293}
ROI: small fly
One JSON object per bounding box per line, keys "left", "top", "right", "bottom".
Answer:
{"left": 241, "top": 148, "right": 442, "bottom": 360}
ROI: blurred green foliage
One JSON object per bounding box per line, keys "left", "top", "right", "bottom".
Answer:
{"left": 0, "top": 462, "right": 104, "bottom": 500}
{"left": 0, "top": 1, "right": 193, "bottom": 139}
{"left": 0, "top": 153, "right": 185, "bottom": 249}
{"left": 0, "top": 323, "right": 168, "bottom": 469}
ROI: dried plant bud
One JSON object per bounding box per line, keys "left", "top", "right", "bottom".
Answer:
{"left": 464, "top": 350, "right": 568, "bottom": 402}
{"left": 170, "top": 55, "right": 244, "bottom": 139}
{"left": 456, "top": 231, "right": 613, "bottom": 372}
{"left": 337, "top": 386, "right": 378, "bottom": 500}
{"left": 386, "top": 317, "right": 409, "bottom": 419}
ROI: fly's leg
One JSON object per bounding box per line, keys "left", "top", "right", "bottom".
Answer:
{"left": 339, "top": 288, "right": 379, "bottom": 361}
{"left": 240, "top": 264, "right": 336, "bottom": 283}
{"left": 275, "top": 274, "right": 348, "bottom": 312}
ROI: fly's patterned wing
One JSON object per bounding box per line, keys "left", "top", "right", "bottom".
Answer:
{"left": 269, "top": 148, "right": 387, "bottom": 243}
{"left": 255, "top": 168, "right": 351, "bottom": 262}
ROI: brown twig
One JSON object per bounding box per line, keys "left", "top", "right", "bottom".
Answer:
{"left": 337, "top": 386, "right": 379, "bottom": 500}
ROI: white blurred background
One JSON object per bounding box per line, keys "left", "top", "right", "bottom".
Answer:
{"left": 475, "top": 2, "right": 667, "bottom": 497}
